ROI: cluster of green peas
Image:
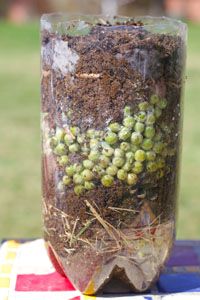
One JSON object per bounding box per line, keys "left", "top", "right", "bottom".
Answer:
{"left": 49, "top": 94, "right": 169, "bottom": 196}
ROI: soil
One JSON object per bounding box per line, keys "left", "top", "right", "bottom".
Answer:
{"left": 41, "top": 20, "right": 185, "bottom": 294}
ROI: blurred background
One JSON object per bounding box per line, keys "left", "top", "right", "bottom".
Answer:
{"left": 0, "top": 0, "right": 200, "bottom": 239}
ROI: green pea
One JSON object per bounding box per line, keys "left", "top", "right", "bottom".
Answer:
{"left": 153, "top": 142, "right": 165, "bottom": 154}
{"left": 130, "top": 144, "right": 139, "bottom": 153}
{"left": 101, "top": 175, "right": 114, "bottom": 187}
{"left": 101, "top": 141, "right": 110, "bottom": 148}
{"left": 117, "top": 169, "right": 127, "bottom": 181}
{"left": 134, "top": 122, "right": 145, "bottom": 133}
{"left": 114, "top": 148, "right": 125, "bottom": 157}
{"left": 84, "top": 181, "right": 95, "bottom": 190}
{"left": 65, "top": 165, "right": 75, "bottom": 177}
{"left": 66, "top": 108, "right": 72, "bottom": 119}
{"left": 83, "top": 159, "right": 94, "bottom": 170}
{"left": 156, "top": 169, "right": 164, "bottom": 179}
{"left": 138, "top": 101, "right": 149, "bottom": 111}
{"left": 159, "top": 148, "right": 167, "bottom": 157}
{"left": 109, "top": 122, "right": 121, "bottom": 133}
{"left": 90, "top": 139, "right": 99, "bottom": 149}
{"left": 158, "top": 98, "right": 167, "bottom": 109}
{"left": 99, "top": 155, "right": 110, "bottom": 168}
{"left": 123, "top": 162, "right": 132, "bottom": 172}
{"left": 62, "top": 175, "right": 71, "bottom": 186}
{"left": 123, "top": 106, "right": 132, "bottom": 116}
{"left": 154, "top": 132, "right": 162, "bottom": 141}
{"left": 70, "top": 126, "right": 80, "bottom": 136}
{"left": 106, "top": 165, "right": 118, "bottom": 176}
{"left": 105, "top": 132, "right": 118, "bottom": 145}
{"left": 135, "top": 149, "right": 146, "bottom": 162}
{"left": 64, "top": 133, "right": 74, "bottom": 145}
{"left": 127, "top": 173, "right": 138, "bottom": 185}
{"left": 154, "top": 107, "right": 162, "bottom": 119}
{"left": 147, "top": 161, "right": 158, "bottom": 172}
{"left": 146, "top": 113, "right": 156, "bottom": 125}
{"left": 77, "top": 134, "right": 85, "bottom": 144}
{"left": 144, "top": 126, "right": 156, "bottom": 138}
{"left": 123, "top": 116, "right": 135, "bottom": 129}
{"left": 88, "top": 150, "right": 100, "bottom": 161}
{"left": 131, "top": 132, "right": 143, "bottom": 145}
{"left": 58, "top": 155, "right": 69, "bottom": 166}
{"left": 49, "top": 136, "right": 58, "bottom": 148}
{"left": 93, "top": 165, "right": 105, "bottom": 176}
{"left": 86, "top": 129, "right": 96, "bottom": 138}
{"left": 102, "top": 147, "right": 114, "bottom": 157}
{"left": 81, "top": 169, "right": 94, "bottom": 181}
{"left": 120, "top": 142, "right": 131, "bottom": 152}
{"left": 136, "top": 111, "right": 146, "bottom": 122}
{"left": 142, "top": 138, "right": 153, "bottom": 150}
{"left": 74, "top": 185, "right": 85, "bottom": 196}
{"left": 74, "top": 164, "right": 84, "bottom": 173}
{"left": 101, "top": 142, "right": 114, "bottom": 157}
{"left": 146, "top": 151, "right": 156, "bottom": 161}
{"left": 73, "top": 174, "right": 84, "bottom": 185}
{"left": 150, "top": 94, "right": 159, "bottom": 105}
{"left": 54, "top": 143, "right": 66, "bottom": 156}
{"left": 132, "top": 161, "right": 143, "bottom": 174}
{"left": 118, "top": 127, "right": 131, "bottom": 141}
{"left": 125, "top": 152, "right": 135, "bottom": 163}
{"left": 96, "top": 130, "right": 104, "bottom": 138}
{"left": 156, "top": 157, "right": 165, "bottom": 169}
{"left": 56, "top": 128, "right": 65, "bottom": 142}
{"left": 81, "top": 144, "right": 89, "bottom": 155}
{"left": 68, "top": 143, "right": 80, "bottom": 153}
{"left": 112, "top": 157, "right": 125, "bottom": 168}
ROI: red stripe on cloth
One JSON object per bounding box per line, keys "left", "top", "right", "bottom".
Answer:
{"left": 69, "top": 297, "right": 80, "bottom": 300}
{"left": 15, "top": 272, "right": 76, "bottom": 291}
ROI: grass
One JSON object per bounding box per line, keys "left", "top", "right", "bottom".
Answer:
{"left": 0, "top": 21, "right": 199, "bottom": 239}
{"left": 0, "top": 22, "right": 41, "bottom": 237}
{"left": 177, "top": 22, "right": 200, "bottom": 238}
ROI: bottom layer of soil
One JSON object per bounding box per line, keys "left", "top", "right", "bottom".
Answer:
{"left": 45, "top": 219, "right": 174, "bottom": 294}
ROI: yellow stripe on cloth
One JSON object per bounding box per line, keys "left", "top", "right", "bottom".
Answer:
{"left": 6, "top": 240, "right": 19, "bottom": 249}
{"left": 83, "top": 296, "right": 96, "bottom": 300}
{"left": 5, "top": 252, "right": 16, "bottom": 260}
{"left": 0, "top": 264, "right": 12, "bottom": 274}
{"left": 0, "top": 277, "right": 10, "bottom": 288}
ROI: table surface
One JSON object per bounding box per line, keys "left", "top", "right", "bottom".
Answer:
{"left": 1, "top": 239, "right": 200, "bottom": 300}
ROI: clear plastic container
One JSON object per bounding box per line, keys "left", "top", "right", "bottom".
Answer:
{"left": 41, "top": 14, "right": 187, "bottom": 294}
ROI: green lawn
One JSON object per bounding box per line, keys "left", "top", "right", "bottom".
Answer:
{"left": 0, "top": 21, "right": 199, "bottom": 238}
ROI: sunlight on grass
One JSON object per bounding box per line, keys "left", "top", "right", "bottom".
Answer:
{"left": 177, "top": 22, "right": 200, "bottom": 238}
{"left": 0, "top": 22, "right": 41, "bottom": 237}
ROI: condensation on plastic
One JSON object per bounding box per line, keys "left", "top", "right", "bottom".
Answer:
{"left": 41, "top": 14, "right": 187, "bottom": 295}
